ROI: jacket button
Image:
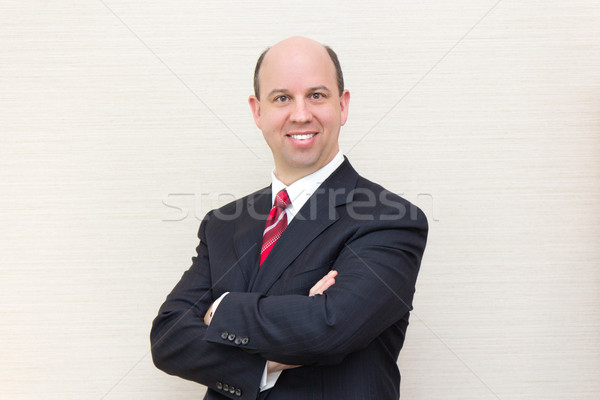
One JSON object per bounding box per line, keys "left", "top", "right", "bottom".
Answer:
{"left": 241, "top": 337, "right": 249, "bottom": 345}
{"left": 220, "top": 331, "right": 228, "bottom": 340}
{"left": 223, "top": 384, "right": 229, "bottom": 391}
{"left": 229, "top": 386, "right": 236, "bottom": 394}
{"left": 234, "top": 337, "right": 242, "bottom": 345}
{"left": 228, "top": 333, "right": 236, "bottom": 341}
{"left": 216, "top": 382, "right": 222, "bottom": 390}
{"left": 235, "top": 388, "right": 242, "bottom": 397}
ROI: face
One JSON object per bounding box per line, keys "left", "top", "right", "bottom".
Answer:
{"left": 249, "top": 38, "right": 350, "bottom": 185}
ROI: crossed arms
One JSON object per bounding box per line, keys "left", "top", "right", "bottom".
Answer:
{"left": 203, "top": 270, "right": 338, "bottom": 374}
{"left": 151, "top": 202, "right": 427, "bottom": 399}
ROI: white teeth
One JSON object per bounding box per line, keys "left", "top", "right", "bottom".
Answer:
{"left": 290, "top": 133, "right": 316, "bottom": 140}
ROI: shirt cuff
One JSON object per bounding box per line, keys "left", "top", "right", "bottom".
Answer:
{"left": 260, "top": 361, "right": 283, "bottom": 392}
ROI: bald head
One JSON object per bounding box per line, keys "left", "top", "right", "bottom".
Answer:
{"left": 253, "top": 37, "right": 344, "bottom": 100}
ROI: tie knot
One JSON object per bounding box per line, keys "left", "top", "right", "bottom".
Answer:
{"left": 274, "top": 189, "right": 291, "bottom": 209}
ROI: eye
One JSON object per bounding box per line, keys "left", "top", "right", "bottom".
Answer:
{"left": 311, "top": 92, "right": 325, "bottom": 100}
{"left": 274, "top": 95, "right": 289, "bottom": 103}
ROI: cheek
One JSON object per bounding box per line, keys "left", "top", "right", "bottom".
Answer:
{"left": 317, "top": 102, "right": 340, "bottom": 119}
{"left": 314, "top": 109, "right": 340, "bottom": 130}
{"left": 262, "top": 110, "right": 287, "bottom": 133}
{"left": 260, "top": 117, "right": 283, "bottom": 146}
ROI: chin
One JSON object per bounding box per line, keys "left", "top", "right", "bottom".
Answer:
{"left": 287, "top": 154, "right": 322, "bottom": 170}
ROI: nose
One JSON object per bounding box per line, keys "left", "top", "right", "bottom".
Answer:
{"left": 289, "top": 100, "right": 312, "bottom": 123}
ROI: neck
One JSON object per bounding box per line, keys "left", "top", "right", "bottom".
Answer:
{"left": 274, "top": 150, "right": 340, "bottom": 186}
{"left": 273, "top": 169, "right": 309, "bottom": 186}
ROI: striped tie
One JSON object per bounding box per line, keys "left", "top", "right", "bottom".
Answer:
{"left": 260, "top": 189, "right": 291, "bottom": 266}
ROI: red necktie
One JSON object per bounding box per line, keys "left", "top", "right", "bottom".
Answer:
{"left": 260, "top": 189, "right": 291, "bottom": 266}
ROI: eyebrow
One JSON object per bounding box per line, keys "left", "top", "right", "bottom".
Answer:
{"left": 266, "top": 85, "right": 332, "bottom": 99}
{"left": 308, "top": 85, "right": 332, "bottom": 94}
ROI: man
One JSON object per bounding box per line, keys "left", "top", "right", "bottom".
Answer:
{"left": 151, "top": 36, "right": 428, "bottom": 399}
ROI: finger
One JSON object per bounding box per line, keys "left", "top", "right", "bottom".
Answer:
{"left": 267, "top": 361, "right": 301, "bottom": 373}
{"left": 311, "top": 281, "right": 327, "bottom": 296}
{"left": 309, "top": 270, "right": 338, "bottom": 296}
{"left": 320, "top": 270, "right": 338, "bottom": 293}
{"left": 309, "top": 274, "right": 329, "bottom": 296}
{"left": 310, "top": 271, "right": 335, "bottom": 295}
{"left": 309, "top": 281, "right": 322, "bottom": 296}
{"left": 309, "top": 277, "right": 327, "bottom": 296}
{"left": 322, "top": 277, "right": 336, "bottom": 291}
{"left": 203, "top": 305, "right": 213, "bottom": 325}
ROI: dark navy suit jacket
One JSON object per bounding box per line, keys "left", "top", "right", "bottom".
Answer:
{"left": 151, "top": 159, "right": 428, "bottom": 399}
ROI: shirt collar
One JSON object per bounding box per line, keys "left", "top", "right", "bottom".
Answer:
{"left": 271, "top": 150, "right": 344, "bottom": 222}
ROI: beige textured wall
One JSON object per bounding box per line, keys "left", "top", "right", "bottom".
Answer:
{"left": 1, "top": 1, "right": 599, "bottom": 399}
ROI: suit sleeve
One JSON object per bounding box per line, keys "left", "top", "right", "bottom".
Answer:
{"left": 150, "top": 212, "right": 265, "bottom": 400}
{"left": 204, "top": 207, "right": 428, "bottom": 366}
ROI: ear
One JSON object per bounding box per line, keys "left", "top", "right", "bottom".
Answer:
{"left": 339, "top": 90, "right": 350, "bottom": 126}
{"left": 248, "top": 95, "right": 262, "bottom": 130}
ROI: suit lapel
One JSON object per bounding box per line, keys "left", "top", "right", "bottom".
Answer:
{"left": 232, "top": 186, "right": 271, "bottom": 287}
{"left": 250, "top": 159, "right": 359, "bottom": 294}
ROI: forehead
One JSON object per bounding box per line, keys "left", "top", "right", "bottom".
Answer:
{"left": 259, "top": 44, "right": 337, "bottom": 94}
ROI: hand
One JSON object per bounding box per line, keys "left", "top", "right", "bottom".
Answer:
{"left": 309, "top": 270, "right": 338, "bottom": 296}
{"left": 267, "top": 360, "right": 300, "bottom": 374}
{"left": 204, "top": 304, "right": 213, "bottom": 325}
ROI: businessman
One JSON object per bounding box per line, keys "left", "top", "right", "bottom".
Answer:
{"left": 151, "top": 36, "right": 428, "bottom": 399}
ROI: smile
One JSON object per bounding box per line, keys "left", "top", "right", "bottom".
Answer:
{"left": 288, "top": 133, "right": 316, "bottom": 140}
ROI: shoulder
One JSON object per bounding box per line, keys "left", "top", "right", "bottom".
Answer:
{"left": 325, "top": 158, "right": 428, "bottom": 230}
{"left": 349, "top": 174, "right": 428, "bottom": 230}
{"left": 213, "top": 186, "right": 269, "bottom": 216}
{"left": 199, "top": 185, "right": 270, "bottom": 230}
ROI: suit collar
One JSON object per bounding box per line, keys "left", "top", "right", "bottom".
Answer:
{"left": 232, "top": 187, "right": 271, "bottom": 286}
{"left": 250, "top": 158, "right": 359, "bottom": 293}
